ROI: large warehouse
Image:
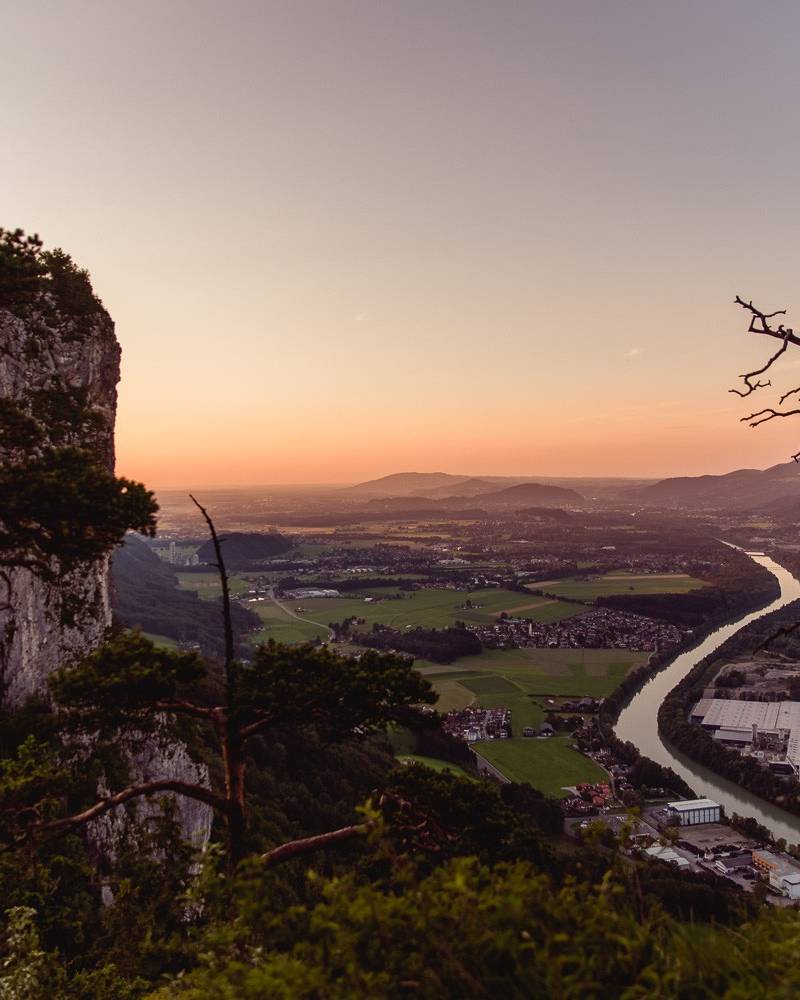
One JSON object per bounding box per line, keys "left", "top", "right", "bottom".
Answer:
{"left": 666, "top": 799, "right": 720, "bottom": 826}
{"left": 690, "top": 697, "right": 800, "bottom": 775}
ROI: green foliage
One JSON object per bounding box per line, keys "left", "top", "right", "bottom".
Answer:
{"left": 0, "top": 906, "right": 65, "bottom": 1000}
{"left": 0, "top": 229, "right": 157, "bottom": 583}
{"left": 379, "top": 765, "right": 554, "bottom": 871}
{"left": 0, "top": 229, "right": 46, "bottom": 311}
{"left": 0, "top": 736, "right": 69, "bottom": 836}
{"left": 0, "top": 447, "right": 156, "bottom": 579}
{"left": 51, "top": 631, "right": 206, "bottom": 736}
{"left": 143, "top": 858, "right": 800, "bottom": 999}
{"left": 0, "top": 228, "right": 107, "bottom": 336}
{"left": 241, "top": 641, "right": 436, "bottom": 737}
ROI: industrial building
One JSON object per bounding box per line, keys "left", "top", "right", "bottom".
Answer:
{"left": 689, "top": 697, "right": 800, "bottom": 775}
{"left": 666, "top": 799, "right": 720, "bottom": 826}
{"left": 752, "top": 849, "right": 800, "bottom": 899}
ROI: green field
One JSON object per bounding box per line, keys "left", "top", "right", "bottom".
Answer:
{"left": 423, "top": 648, "right": 647, "bottom": 795}
{"left": 245, "top": 598, "right": 327, "bottom": 646}
{"left": 295, "top": 588, "right": 584, "bottom": 631}
{"left": 176, "top": 572, "right": 251, "bottom": 598}
{"left": 477, "top": 737, "right": 608, "bottom": 796}
{"left": 140, "top": 631, "right": 180, "bottom": 650}
{"left": 529, "top": 571, "right": 705, "bottom": 601}
{"left": 395, "top": 755, "right": 474, "bottom": 780}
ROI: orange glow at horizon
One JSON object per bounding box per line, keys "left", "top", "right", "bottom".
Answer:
{"left": 6, "top": 2, "right": 800, "bottom": 488}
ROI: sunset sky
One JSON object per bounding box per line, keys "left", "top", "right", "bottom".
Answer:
{"left": 5, "top": 1, "right": 800, "bottom": 485}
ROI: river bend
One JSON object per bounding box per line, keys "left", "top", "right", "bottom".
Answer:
{"left": 615, "top": 553, "right": 800, "bottom": 844}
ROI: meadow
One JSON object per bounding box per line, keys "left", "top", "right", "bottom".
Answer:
{"left": 422, "top": 647, "right": 648, "bottom": 795}
{"left": 477, "top": 737, "right": 608, "bottom": 796}
{"left": 529, "top": 571, "right": 706, "bottom": 601}
{"left": 245, "top": 598, "right": 327, "bottom": 645}
{"left": 295, "top": 588, "right": 585, "bottom": 630}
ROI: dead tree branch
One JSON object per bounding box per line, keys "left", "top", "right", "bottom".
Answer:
{"left": 732, "top": 297, "right": 800, "bottom": 459}
{"left": 260, "top": 821, "right": 373, "bottom": 869}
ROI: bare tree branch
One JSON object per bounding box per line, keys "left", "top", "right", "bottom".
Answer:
{"left": 732, "top": 297, "right": 800, "bottom": 459}
{"left": 734, "top": 296, "right": 800, "bottom": 344}
{"left": 189, "top": 495, "right": 235, "bottom": 683}
{"left": 740, "top": 407, "right": 800, "bottom": 428}
{"left": 779, "top": 386, "right": 800, "bottom": 405}
{"left": 729, "top": 339, "right": 788, "bottom": 397}
{"left": 260, "top": 820, "right": 373, "bottom": 870}
{"left": 22, "top": 779, "right": 230, "bottom": 844}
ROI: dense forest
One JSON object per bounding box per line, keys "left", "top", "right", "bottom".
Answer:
{"left": 197, "top": 531, "right": 294, "bottom": 568}
{"left": 353, "top": 623, "right": 483, "bottom": 663}
{"left": 597, "top": 548, "right": 778, "bottom": 626}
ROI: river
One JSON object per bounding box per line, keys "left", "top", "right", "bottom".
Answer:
{"left": 615, "top": 552, "right": 800, "bottom": 844}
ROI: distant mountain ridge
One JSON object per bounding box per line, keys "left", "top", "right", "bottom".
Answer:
{"left": 347, "top": 472, "right": 585, "bottom": 501}
{"left": 631, "top": 461, "right": 800, "bottom": 510}
{"left": 344, "top": 472, "right": 517, "bottom": 496}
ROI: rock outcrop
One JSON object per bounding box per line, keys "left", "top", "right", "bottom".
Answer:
{"left": 0, "top": 304, "right": 119, "bottom": 704}
{"left": 0, "top": 271, "right": 211, "bottom": 848}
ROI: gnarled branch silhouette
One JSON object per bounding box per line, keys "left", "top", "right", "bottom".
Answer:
{"left": 732, "top": 296, "right": 800, "bottom": 459}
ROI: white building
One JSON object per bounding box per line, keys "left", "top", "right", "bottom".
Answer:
{"left": 666, "top": 799, "right": 720, "bottom": 826}
{"left": 690, "top": 697, "right": 800, "bottom": 775}
{"left": 644, "top": 843, "right": 691, "bottom": 868}
{"left": 752, "top": 849, "right": 800, "bottom": 899}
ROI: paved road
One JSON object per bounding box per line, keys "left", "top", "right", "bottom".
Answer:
{"left": 472, "top": 751, "right": 511, "bottom": 783}
{"left": 267, "top": 589, "right": 335, "bottom": 642}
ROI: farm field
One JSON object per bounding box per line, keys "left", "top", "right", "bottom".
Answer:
{"left": 529, "top": 571, "right": 706, "bottom": 601}
{"left": 477, "top": 737, "right": 608, "bottom": 797}
{"left": 294, "top": 588, "right": 584, "bottom": 631}
{"left": 426, "top": 647, "right": 649, "bottom": 698}
{"left": 422, "top": 647, "right": 647, "bottom": 795}
{"left": 246, "top": 598, "right": 327, "bottom": 646}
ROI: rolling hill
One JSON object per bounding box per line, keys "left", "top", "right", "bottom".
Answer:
{"left": 632, "top": 461, "right": 800, "bottom": 509}
{"left": 464, "top": 482, "right": 584, "bottom": 507}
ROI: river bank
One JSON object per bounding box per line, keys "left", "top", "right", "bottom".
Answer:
{"left": 615, "top": 553, "right": 800, "bottom": 845}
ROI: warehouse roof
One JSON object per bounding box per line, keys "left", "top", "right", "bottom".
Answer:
{"left": 667, "top": 799, "right": 720, "bottom": 812}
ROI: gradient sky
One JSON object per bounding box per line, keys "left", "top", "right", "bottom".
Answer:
{"left": 4, "top": 1, "right": 800, "bottom": 485}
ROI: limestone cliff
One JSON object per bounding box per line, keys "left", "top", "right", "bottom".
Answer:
{"left": 0, "top": 257, "right": 210, "bottom": 847}
{"left": 0, "top": 304, "right": 119, "bottom": 704}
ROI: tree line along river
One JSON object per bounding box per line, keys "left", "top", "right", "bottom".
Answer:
{"left": 615, "top": 551, "right": 800, "bottom": 845}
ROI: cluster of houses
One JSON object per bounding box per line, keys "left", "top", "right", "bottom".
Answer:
{"left": 442, "top": 706, "right": 512, "bottom": 742}
{"left": 523, "top": 608, "right": 687, "bottom": 651}
{"left": 467, "top": 608, "right": 687, "bottom": 652}
{"left": 561, "top": 781, "right": 616, "bottom": 816}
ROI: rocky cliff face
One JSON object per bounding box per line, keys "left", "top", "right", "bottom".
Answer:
{"left": 0, "top": 292, "right": 210, "bottom": 846}
{"left": 0, "top": 304, "right": 119, "bottom": 703}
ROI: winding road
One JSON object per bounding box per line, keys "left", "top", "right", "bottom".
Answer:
{"left": 267, "top": 588, "right": 336, "bottom": 642}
